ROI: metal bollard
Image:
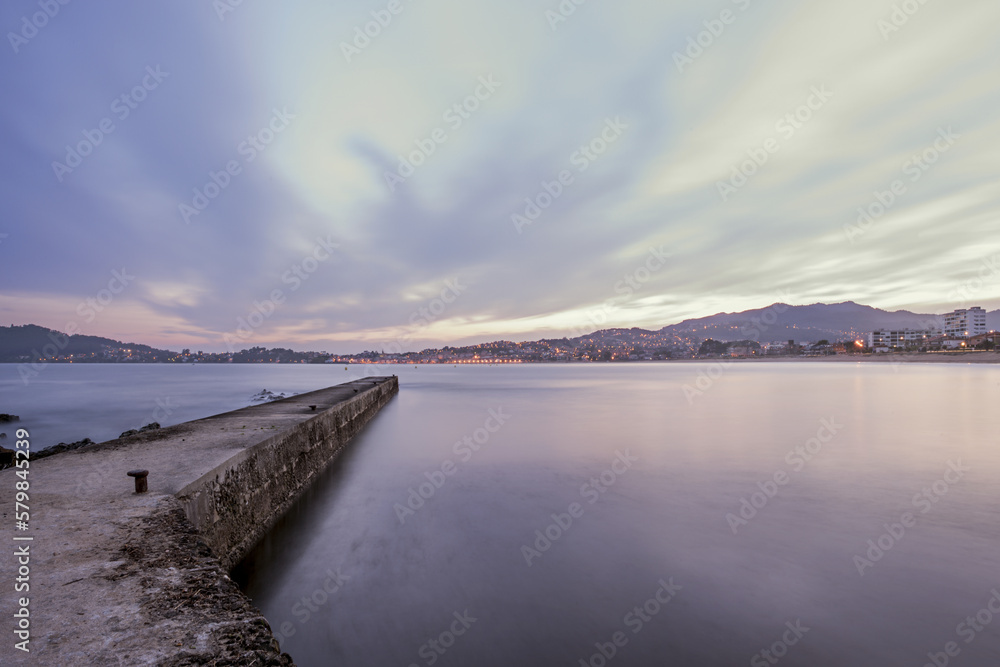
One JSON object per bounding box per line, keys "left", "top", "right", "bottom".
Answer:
{"left": 127, "top": 470, "right": 149, "bottom": 493}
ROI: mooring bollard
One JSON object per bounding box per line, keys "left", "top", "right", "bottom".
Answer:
{"left": 127, "top": 470, "right": 149, "bottom": 493}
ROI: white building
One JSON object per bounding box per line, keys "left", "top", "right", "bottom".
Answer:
{"left": 943, "top": 307, "right": 987, "bottom": 338}
{"left": 866, "top": 329, "right": 938, "bottom": 351}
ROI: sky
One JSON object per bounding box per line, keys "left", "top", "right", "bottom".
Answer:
{"left": 1, "top": 0, "right": 999, "bottom": 353}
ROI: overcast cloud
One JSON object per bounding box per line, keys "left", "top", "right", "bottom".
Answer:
{"left": 1, "top": 0, "right": 998, "bottom": 352}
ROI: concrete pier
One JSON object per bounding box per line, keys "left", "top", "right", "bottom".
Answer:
{"left": 0, "top": 376, "right": 398, "bottom": 666}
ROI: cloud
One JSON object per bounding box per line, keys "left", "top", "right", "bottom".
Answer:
{"left": 1, "top": 0, "right": 999, "bottom": 352}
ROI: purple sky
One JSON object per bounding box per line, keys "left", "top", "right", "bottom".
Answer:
{"left": 2, "top": 1, "right": 999, "bottom": 352}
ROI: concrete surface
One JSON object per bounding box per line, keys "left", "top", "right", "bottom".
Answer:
{"left": 0, "top": 376, "right": 398, "bottom": 666}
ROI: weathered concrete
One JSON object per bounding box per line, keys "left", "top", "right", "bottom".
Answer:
{"left": 178, "top": 377, "right": 398, "bottom": 571}
{"left": 0, "top": 376, "right": 397, "bottom": 666}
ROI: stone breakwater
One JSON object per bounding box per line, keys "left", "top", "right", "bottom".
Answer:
{"left": 0, "top": 376, "right": 398, "bottom": 666}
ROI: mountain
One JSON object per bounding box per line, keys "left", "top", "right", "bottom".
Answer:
{"left": 403, "top": 302, "right": 973, "bottom": 361}
{"left": 654, "top": 301, "right": 945, "bottom": 345}
{"left": 0, "top": 325, "right": 332, "bottom": 364}
{"left": 5, "top": 303, "right": 995, "bottom": 363}
{"left": 0, "top": 324, "right": 173, "bottom": 363}
{"left": 496, "top": 302, "right": 992, "bottom": 358}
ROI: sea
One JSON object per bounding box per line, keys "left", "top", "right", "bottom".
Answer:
{"left": 2, "top": 362, "right": 999, "bottom": 666}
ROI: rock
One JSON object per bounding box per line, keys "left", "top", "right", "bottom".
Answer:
{"left": 250, "top": 389, "right": 287, "bottom": 403}
{"left": 120, "top": 422, "right": 162, "bottom": 439}
{"left": 0, "top": 432, "right": 7, "bottom": 439}
{"left": 30, "top": 438, "right": 96, "bottom": 461}
{"left": 0, "top": 446, "right": 14, "bottom": 467}
{"left": 0, "top": 413, "right": 20, "bottom": 423}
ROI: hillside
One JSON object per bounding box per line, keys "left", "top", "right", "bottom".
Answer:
{"left": 4, "top": 303, "right": 996, "bottom": 362}
{"left": 0, "top": 324, "right": 171, "bottom": 363}
{"left": 655, "top": 301, "right": 952, "bottom": 345}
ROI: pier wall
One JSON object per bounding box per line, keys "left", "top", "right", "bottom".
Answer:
{"left": 176, "top": 376, "right": 398, "bottom": 570}
{"left": 0, "top": 375, "right": 399, "bottom": 664}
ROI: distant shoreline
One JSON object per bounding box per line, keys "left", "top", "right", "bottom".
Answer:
{"left": 3, "top": 352, "right": 999, "bottom": 366}
{"left": 683, "top": 352, "right": 1000, "bottom": 364}
{"left": 333, "top": 353, "right": 1000, "bottom": 365}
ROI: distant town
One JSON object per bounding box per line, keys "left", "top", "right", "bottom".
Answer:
{"left": 1, "top": 305, "right": 996, "bottom": 367}
{"left": 328, "top": 306, "right": 996, "bottom": 364}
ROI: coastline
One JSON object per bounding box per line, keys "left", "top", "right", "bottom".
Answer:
{"left": 690, "top": 352, "right": 1000, "bottom": 364}
{"left": 2, "top": 352, "right": 998, "bottom": 370}
{"left": 360, "top": 352, "right": 1000, "bottom": 365}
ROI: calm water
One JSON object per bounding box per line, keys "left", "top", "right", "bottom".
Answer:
{"left": 4, "top": 363, "right": 1000, "bottom": 665}
{"left": 234, "top": 363, "right": 999, "bottom": 667}
{"left": 0, "top": 363, "right": 381, "bottom": 449}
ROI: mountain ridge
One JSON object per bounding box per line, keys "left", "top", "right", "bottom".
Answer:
{"left": 3, "top": 303, "right": 997, "bottom": 359}
{"left": 653, "top": 301, "right": 960, "bottom": 344}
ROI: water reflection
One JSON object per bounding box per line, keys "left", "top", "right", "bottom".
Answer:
{"left": 237, "top": 364, "right": 1000, "bottom": 666}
